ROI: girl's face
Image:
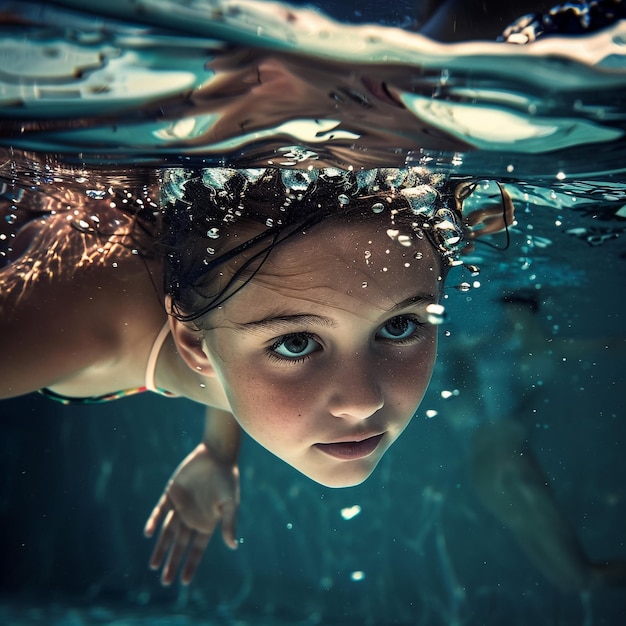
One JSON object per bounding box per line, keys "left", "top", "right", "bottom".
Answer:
{"left": 200, "top": 216, "right": 442, "bottom": 487}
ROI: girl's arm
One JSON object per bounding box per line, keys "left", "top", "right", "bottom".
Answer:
{"left": 144, "top": 406, "right": 241, "bottom": 586}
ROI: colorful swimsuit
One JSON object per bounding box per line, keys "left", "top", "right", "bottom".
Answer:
{"left": 39, "top": 321, "right": 178, "bottom": 405}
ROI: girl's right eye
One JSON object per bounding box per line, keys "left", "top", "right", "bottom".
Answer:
{"left": 269, "top": 333, "right": 321, "bottom": 361}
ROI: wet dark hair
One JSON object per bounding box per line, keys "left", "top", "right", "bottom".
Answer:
{"left": 160, "top": 168, "right": 465, "bottom": 326}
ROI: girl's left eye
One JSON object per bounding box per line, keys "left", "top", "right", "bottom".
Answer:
{"left": 377, "top": 316, "right": 423, "bottom": 341}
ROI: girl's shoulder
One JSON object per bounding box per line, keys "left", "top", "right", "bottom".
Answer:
{"left": 0, "top": 204, "right": 164, "bottom": 398}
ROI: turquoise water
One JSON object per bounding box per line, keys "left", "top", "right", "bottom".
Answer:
{"left": 1, "top": 1, "right": 626, "bottom": 625}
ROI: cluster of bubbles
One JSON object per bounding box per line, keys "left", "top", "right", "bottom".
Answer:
{"left": 162, "top": 166, "right": 468, "bottom": 267}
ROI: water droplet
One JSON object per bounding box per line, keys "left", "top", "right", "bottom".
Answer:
{"left": 199, "top": 383, "right": 206, "bottom": 389}
{"left": 350, "top": 571, "right": 366, "bottom": 582}
{"left": 371, "top": 202, "right": 385, "bottom": 214}
{"left": 456, "top": 282, "right": 472, "bottom": 292}
{"left": 131, "top": 249, "right": 139, "bottom": 255}
{"left": 386, "top": 229, "right": 399, "bottom": 240}
{"left": 361, "top": 281, "right": 368, "bottom": 288}
{"left": 397, "top": 234, "right": 412, "bottom": 247}
{"left": 425, "top": 409, "right": 438, "bottom": 419}
{"left": 506, "top": 164, "right": 514, "bottom": 173}
{"left": 413, "top": 251, "right": 423, "bottom": 260}
{"left": 338, "top": 194, "right": 350, "bottom": 206}
{"left": 207, "top": 227, "right": 220, "bottom": 239}
{"left": 444, "top": 330, "right": 451, "bottom": 337}
{"left": 5, "top": 214, "right": 16, "bottom": 224}
{"left": 265, "top": 218, "right": 274, "bottom": 227}
{"left": 556, "top": 171, "right": 566, "bottom": 181}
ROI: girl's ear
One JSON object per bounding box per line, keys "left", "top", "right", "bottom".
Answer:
{"left": 166, "top": 297, "right": 216, "bottom": 377}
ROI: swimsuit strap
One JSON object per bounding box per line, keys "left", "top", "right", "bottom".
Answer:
{"left": 145, "top": 320, "right": 172, "bottom": 393}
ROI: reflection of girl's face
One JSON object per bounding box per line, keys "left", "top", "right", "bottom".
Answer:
{"left": 202, "top": 217, "right": 442, "bottom": 487}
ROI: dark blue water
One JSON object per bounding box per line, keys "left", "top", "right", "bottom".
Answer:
{"left": 1, "top": 1, "right": 626, "bottom": 625}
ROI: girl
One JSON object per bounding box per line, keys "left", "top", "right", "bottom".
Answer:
{"left": 0, "top": 165, "right": 507, "bottom": 584}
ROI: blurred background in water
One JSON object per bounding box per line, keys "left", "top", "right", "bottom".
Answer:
{"left": 1, "top": 1, "right": 626, "bottom": 624}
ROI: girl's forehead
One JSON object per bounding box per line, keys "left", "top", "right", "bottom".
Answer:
{"left": 244, "top": 222, "right": 441, "bottom": 307}
{"left": 259, "top": 214, "right": 439, "bottom": 274}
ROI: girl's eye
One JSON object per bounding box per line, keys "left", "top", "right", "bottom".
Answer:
{"left": 377, "top": 316, "right": 423, "bottom": 341}
{"left": 270, "top": 333, "right": 320, "bottom": 360}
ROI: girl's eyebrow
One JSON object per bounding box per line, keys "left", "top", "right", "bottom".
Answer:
{"left": 388, "top": 293, "right": 437, "bottom": 314}
{"left": 235, "top": 293, "right": 435, "bottom": 334}
{"left": 236, "top": 314, "right": 336, "bottom": 334}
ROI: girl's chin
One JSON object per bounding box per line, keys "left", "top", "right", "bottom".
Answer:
{"left": 300, "top": 457, "right": 382, "bottom": 489}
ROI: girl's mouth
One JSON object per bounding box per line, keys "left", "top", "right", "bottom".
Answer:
{"left": 314, "top": 433, "right": 384, "bottom": 460}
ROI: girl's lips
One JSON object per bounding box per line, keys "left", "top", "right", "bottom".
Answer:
{"left": 314, "top": 433, "right": 384, "bottom": 460}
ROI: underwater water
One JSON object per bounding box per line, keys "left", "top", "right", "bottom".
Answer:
{"left": 1, "top": 1, "right": 626, "bottom": 625}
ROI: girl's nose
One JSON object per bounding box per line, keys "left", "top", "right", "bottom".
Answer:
{"left": 327, "top": 360, "right": 384, "bottom": 420}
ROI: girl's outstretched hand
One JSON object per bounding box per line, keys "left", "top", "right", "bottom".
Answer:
{"left": 144, "top": 442, "right": 240, "bottom": 586}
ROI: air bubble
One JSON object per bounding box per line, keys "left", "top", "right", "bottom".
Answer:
{"left": 425, "top": 303, "right": 446, "bottom": 325}
{"left": 456, "top": 282, "right": 471, "bottom": 292}
{"left": 86, "top": 189, "right": 106, "bottom": 200}
{"left": 341, "top": 505, "right": 361, "bottom": 520}
{"left": 5, "top": 214, "right": 16, "bottom": 224}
